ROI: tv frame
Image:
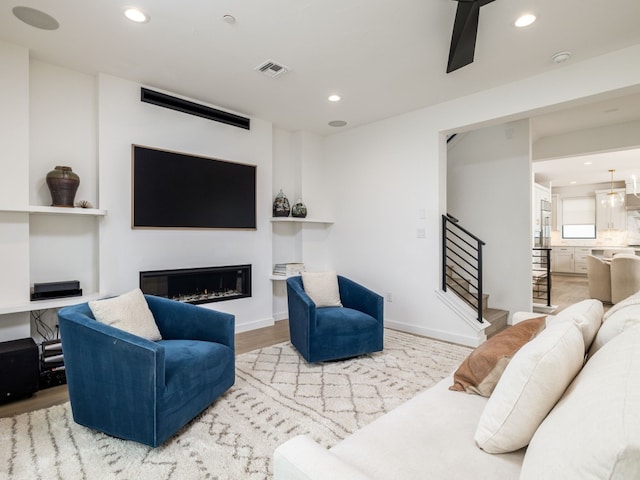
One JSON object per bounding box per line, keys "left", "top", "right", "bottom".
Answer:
{"left": 131, "top": 145, "right": 257, "bottom": 230}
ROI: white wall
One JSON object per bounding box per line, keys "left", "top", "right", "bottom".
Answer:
{"left": 0, "top": 41, "right": 29, "bottom": 209}
{"left": 271, "top": 129, "right": 331, "bottom": 320}
{"left": 29, "top": 61, "right": 99, "bottom": 295}
{"left": 324, "top": 110, "right": 453, "bottom": 339}
{"left": 97, "top": 74, "right": 274, "bottom": 332}
{"left": 0, "top": 41, "right": 31, "bottom": 340}
{"left": 271, "top": 128, "right": 299, "bottom": 320}
{"left": 447, "top": 120, "right": 532, "bottom": 317}
{"left": 533, "top": 120, "right": 640, "bottom": 160}
{"left": 322, "top": 44, "right": 640, "bottom": 346}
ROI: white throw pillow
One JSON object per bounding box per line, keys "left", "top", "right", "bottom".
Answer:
{"left": 546, "top": 299, "right": 603, "bottom": 351}
{"left": 604, "top": 289, "right": 640, "bottom": 321}
{"left": 89, "top": 288, "right": 162, "bottom": 341}
{"left": 521, "top": 325, "right": 640, "bottom": 480}
{"left": 590, "top": 303, "right": 640, "bottom": 356}
{"left": 301, "top": 271, "right": 343, "bottom": 307}
{"left": 474, "top": 321, "right": 584, "bottom": 454}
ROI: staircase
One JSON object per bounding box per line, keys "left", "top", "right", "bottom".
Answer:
{"left": 447, "top": 273, "right": 509, "bottom": 338}
{"left": 442, "top": 214, "right": 509, "bottom": 338}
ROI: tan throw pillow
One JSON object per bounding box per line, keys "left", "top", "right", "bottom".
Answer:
{"left": 301, "top": 271, "right": 343, "bottom": 307}
{"left": 449, "top": 316, "right": 546, "bottom": 396}
{"left": 89, "top": 288, "right": 162, "bottom": 341}
{"left": 474, "top": 322, "right": 584, "bottom": 454}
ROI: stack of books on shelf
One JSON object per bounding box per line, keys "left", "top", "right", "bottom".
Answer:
{"left": 40, "top": 339, "right": 67, "bottom": 389}
{"left": 273, "top": 263, "right": 305, "bottom": 277}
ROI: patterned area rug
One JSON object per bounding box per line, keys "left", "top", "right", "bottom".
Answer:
{"left": 0, "top": 330, "right": 470, "bottom": 480}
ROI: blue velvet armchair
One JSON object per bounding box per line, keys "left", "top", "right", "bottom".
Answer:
{"left": 286, "top": 275, "right": 384, "bottom": 363}
{"left": 58, "top": 294, "right": 235, "bottom": 447}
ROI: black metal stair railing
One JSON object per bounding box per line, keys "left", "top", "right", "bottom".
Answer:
{"left": 442, "top": 214, "right": 486, "bottom": 323}
{"left": 532, "top": 247, "right": 552, "bottom": 307}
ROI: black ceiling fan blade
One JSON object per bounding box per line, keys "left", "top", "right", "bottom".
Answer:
{"left": 447, "top": 0, "right": 495, "bottom": 73}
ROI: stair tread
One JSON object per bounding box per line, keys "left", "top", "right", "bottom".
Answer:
{"left": 483, "top": 307, "right": 509, "bottom": 322}
{"left": 484, "top": 308, "right": 510, "bottom": 338}
{"left": 446, "top": 283, "right": 489, "bottom": 311}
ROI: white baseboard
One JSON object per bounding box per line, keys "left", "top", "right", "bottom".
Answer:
{"left": 272, "top": 311, "right": 288, "bottom": 322}
{"left": 385, "top": 318, "right": 482, "bottom": 348}
{"left": 235, "top": 316, "right": 275, "bottom": 334}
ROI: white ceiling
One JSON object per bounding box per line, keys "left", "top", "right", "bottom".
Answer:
{"left": 2, "top": 1, "right": 640, "bottom": 187}
{"left": 2, "top": 0, "right": 640, "bottom": 138}
{"left": 531, "top": 92, "right": 640, "bottom": 188}
{"left": 532, "top": 148, "right": 640, "bottom": 189}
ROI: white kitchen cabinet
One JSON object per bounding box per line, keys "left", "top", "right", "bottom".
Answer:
{"left": 596, "top": 189, "right": 626, "bottom": 231}
{"left": 573, "top": 247, "right": 591, "bottom": 274}
{"left": 552, "top": 246, "right": 590, "bottom": 274}
{"left": 552, "top": 247, "right": 574, "bottom": 273}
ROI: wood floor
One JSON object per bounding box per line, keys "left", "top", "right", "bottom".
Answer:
{"left": 0, "top": 320, "right": 291, "bottom": 419}
{"left": 549, "top": 273, "right": 599, "bottom": 314}
{"left": 0, "top": 275, "right": 595, "bottom": 420}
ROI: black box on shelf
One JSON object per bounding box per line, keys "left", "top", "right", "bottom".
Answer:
{"left": 33, "top": 280, "right": 80, "bottom": 294}
{"left": 30, "top": 288, "right": 82, "bottom": 301}
{"left": 0, "top": 338, "right": 39, "bottom": 403}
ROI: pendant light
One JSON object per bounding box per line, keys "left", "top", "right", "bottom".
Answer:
{"left": 601, "top": 169, "right": 625, "bottom": 208}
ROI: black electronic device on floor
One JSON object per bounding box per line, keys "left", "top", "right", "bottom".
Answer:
{"left": 39, "top": 339, "right": 66, "bottom": 390}
{"left": 0, "top": 338, "right": 39, "bottom": 403}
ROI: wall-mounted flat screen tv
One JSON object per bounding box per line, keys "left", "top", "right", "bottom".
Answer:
{"left": 132, "top": 145, "right": 256, "bottom": 229}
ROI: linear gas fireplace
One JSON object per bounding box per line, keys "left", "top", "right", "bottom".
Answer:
{"left": 139, "top": 265, "right": 251, "bottom": 305}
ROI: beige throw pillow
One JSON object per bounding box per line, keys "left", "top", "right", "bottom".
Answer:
{"left": 301, "top": 271, "right": 343, "bottom": 307}
{"left": 474, "top": 322, "right": 584, "bottom": 454}
{"left": 89, "top": 288, "right": 162, "bottom": 341}
{"left": 521, "top": 325, "right": 640, "bottom": 480}
{"left": 603, "top": 289, "right": 640, "bottom": 321}
{"left": 450, "top": 316, "right": 546, "bottom": 396}
{"left": 590, "top": 302, "right": 640, "bottom": 356}
{"left": 546, "top": 299, "right": 603, "bottom": 351}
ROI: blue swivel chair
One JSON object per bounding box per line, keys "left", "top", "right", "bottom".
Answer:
{"left": 286, "top": 275, "right": 384, "bottom": 363}
{"left": 58, "top": 294, "right": 235, "bottom": 447}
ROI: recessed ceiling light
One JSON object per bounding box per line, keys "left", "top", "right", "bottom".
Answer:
{"left": 551, "top": 51, "right": 572, "bottom": 64}
{"left": 328, "top": 95, "right": 341, "bottom": 102}
{"left": 328, "top": 120, "right": 347, "bottom": 128}
{"left": 124, "top": 8, "right": 149, "bottom": 23}
{"left": 570, "top": 181, "right": 577, "bottom": 185}
{"left": 515, "top": 14, "right": 536, "bottom": 28}
{"left": 12, "top": 6, "right": 59, "bottom": 30}
{"left": 223, "top": 14, "right": 236, "bottom": 24}
{"left": 584, "top": 161, "right": 593, "bottom": 165}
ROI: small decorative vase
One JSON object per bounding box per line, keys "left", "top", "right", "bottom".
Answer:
{"left": 46, "top": 166, "right": 80, "bottom": 207}
{"left": 273, "top": 189, "right": 291, "bottom": 217}
{"left": 292, "top": 199, "right": 307, "bottom": 218}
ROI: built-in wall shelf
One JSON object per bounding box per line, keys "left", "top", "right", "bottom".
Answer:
{"left": 270, "top": 217, "right": 333, "bottom": 224}
{"left": 0, "top": 206, "right": 107, "bottom": 216}
{"left": 0, "top": 293, "right": 105, "bottom": 315}
{"left": 269, "top": 275, "right": 301, "bottom": 281}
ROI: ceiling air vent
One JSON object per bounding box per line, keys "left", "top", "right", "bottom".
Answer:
{"left": 255, "top": 59, "right": 290, "bottom": 78}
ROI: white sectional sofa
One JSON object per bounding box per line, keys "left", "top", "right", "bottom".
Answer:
{"left": 274, "top": 294, "right": 640, "bottom": 480}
